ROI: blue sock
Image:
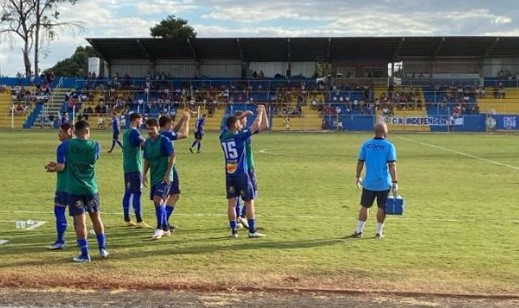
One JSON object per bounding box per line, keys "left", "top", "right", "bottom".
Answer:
{"left": 235, "top": 199, "right": 241, "bottom": 217}
{"left": 190, "top": 140, "right": 197, "bottom": 148}
{"left": 122, "top": 193, "right": 131, "bottom": 221}
{"left": 248, "top": 219, "right": 256, "bottom": 233}
{"left": 161, "top": 206, "right": 168, "bottom": 230}
{"left": 96, "top": 233, "right": 106, "bottom": 250}
{"left": 54, "top": 206, "right": 67, "bottom": 243}
{"left": 154, "top": 204, "right": 163, "bottom": 229}
{"left": 77, "top": 238, "right": 88, "bottom": 256}
{"left": 230, "top": 220, "right": 237, "bottom": 233}
{"left": 132, "top": 192, "right": 142, "bottom": 222}
{"left": 197, "top": 142, "right": 201, "bottom": 152}
{"left": 166, "top": 205, "right": 174, "bottom": 222}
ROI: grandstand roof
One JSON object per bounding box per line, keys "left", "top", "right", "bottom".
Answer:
{"left": 87, "top": 36, "right": 519, "bottom": 62}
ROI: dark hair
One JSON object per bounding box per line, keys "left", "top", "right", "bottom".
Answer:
{"left": 158, "top": 115, "right": 171, "bottom": 128}
{"left": 202, "top": 114, "right": 207, "bottom": 117}
{"left": 129, "top": 113, "right": 142, "bottom": 122}
{"left": 60, "top": 123, "right": 73, "bottom": 131}
{"left": 74, "top": 120, "right": 90, "bottom": 133}
{"left": 233, "top": 110, "right": 243, "bottom": 117}
{"left": 226, "top": 116, "right": 238, "bottom": 129}
{"left": 146, "top": 118, "right": 159, "bottom": 127}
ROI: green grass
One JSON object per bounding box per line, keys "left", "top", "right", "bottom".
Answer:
{"left": 0, "top": 129, "right": 518, "bottom": 294}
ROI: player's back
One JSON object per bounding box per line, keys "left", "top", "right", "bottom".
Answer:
{"left": 359, "top": 138, "right": 396, "bottom": 191}
{"left": 122, "top": 128, "right": 143, "bottom": 173}
{"left": 66, "top": 138, "right": 100, "bottom": 195}
{"left": 219, "top": 130, "right": 251, "bottom": 176}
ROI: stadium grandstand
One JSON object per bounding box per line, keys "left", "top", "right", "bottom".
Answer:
{"left": 1, "top": 36, "right": 519, "bottom": 132}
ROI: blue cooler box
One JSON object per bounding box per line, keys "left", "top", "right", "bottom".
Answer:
{"left": 385, "top": 195, "right": 405, "bottom": 215}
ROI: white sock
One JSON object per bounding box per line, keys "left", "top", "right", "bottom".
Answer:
{"left": 356, "top": 220, "right": 366, "bottom": 233}
{"left": 375, "top": 222, "right": 384, "bottom": 235}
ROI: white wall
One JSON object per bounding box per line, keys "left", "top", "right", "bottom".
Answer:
{"left": 200, "top": 60, "right": 241, "bottom": 78}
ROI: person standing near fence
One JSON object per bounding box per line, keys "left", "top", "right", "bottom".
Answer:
{"left": 351, "top": 121, "right": 398, "bottom": 239}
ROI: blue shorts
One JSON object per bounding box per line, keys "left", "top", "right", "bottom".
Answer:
{"left": 194, "top": 132, "right": 203, "bottom": 140}
{"left": 169, "top": 169, "right": 181, "bottom": 195}
{"left": 54, "top": 191, "right": 68, "bottom": 207}
{"left": 124, "top": 172, "right": 142, "bottom": 193}
{"left": 360, "top": 188, "right": 390, "bottom": 209}
{"left": 150, "top": 182, "right": 172, "bottom": 201}
{"left": 68, "top": 193, "right": 100, "bottom": 216}
{"left": 113, "top": 132, "right": 120, "bottom": 140}
{"left": 248, "top": 168, "right": 257, "bottom": 192}
{"left": 225, "top": 173, "right": 255, "bottom": 201}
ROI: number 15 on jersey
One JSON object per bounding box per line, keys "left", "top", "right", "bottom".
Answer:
{"left": 222, "top": 141, "right": 238, "bottom": 159}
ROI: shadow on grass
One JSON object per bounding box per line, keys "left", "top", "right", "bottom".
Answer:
{"left": 0, "top": 225, "right": 357, "bottom": 267}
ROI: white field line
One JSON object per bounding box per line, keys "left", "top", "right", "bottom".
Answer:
{"left": 397, "top": 136, "right": 519, "bottom": 171}
{"left": 25, "top": 221, "right": 47, "bottom": 230}
{"left": 0, "top": 220, "right": 47, "bottom": 230}
{"left": 0, "top": 240, "right": 8, "bottom": 245}
{"left": 0, "top": 211, "right": 517, "bottom": 223}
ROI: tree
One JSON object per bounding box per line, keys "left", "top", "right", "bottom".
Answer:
{"left": 46, "top": 45, "right": 100, "bottom": 77}
{"left": 150, "top": 15, "right": 196, "bottom": 40}
{"left": 0, "top": 0, "right": 83, "bottom": 77}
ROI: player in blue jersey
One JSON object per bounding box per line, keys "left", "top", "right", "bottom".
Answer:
{"left": 51, "top": 120, "right": 108, "bottom": 262}
{"left": 142, "top": 118, "right": 174, "bottom": 240}
{"left": 107, "top": 111, "right": 123, "bottom": 153}
{"left": 44, "top": 123, "right": 73, "bottom": 250}
{"left": 121, "top": 112, "right": 152, "bottom": 228}
{"left": 189, "top": 113, "right": 206, "bottom": 153}
{"left": 233, "top": 109, "right": 269, "bottom": 229}
{"left": 352, "top": 121, "right": 398, "bottom": 239}
{"left": 220, "top": 104, "right": 267, "bottom": 238}
{"left": 159, "top": 110, "right": 191, "bottom": 231}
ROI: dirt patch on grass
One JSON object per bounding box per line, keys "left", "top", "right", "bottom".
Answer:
{"left": 0, "top": 288, "right": 518, "bottom": 308}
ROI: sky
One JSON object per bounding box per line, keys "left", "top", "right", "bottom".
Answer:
{"left": 1, "top": 0, "right": 519, "bottom": 77}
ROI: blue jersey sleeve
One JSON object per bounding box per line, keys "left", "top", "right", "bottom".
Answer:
{"left": 160, "top": 131, "right": 178, "bottom": 141}
{"left": 387, "top": 143, "right": 397, "bottom": 162}
{"left": 129, "top": 130, "right": 144, "bottom": 147}
{"left": 160, "top": 137, "right": 173, "bottom": 156}
{"left": 237, "top": 129, "right": 252, "bottom": 141}
{"left": 143, "top": 140, "right": 148, "bottom": 160}
{"left": 56, "top": 141, "right": 67, "bottom": 164}
{"left": 358, "top": 142, "right": 366, "bottom": 161}
{"left": 95, "top": 142, "right": 101, "bottom": 160}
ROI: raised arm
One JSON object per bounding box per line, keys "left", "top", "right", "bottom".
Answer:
{"left": 260, "top": 105, "right": 269, "bottom": 131}
{"left": 248, "top": 105, "right": 265, "bottom": 133}
{"left": 175, "top": 110, "right": 191, "bottom": 139}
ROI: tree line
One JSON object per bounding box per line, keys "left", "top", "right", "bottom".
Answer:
{"left": 0, "top": 1, "right": 196, "bottom": 77}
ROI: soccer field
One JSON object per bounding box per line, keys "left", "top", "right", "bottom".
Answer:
{"left": 0, "top": 129, "right": 518, "bottom": 295}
